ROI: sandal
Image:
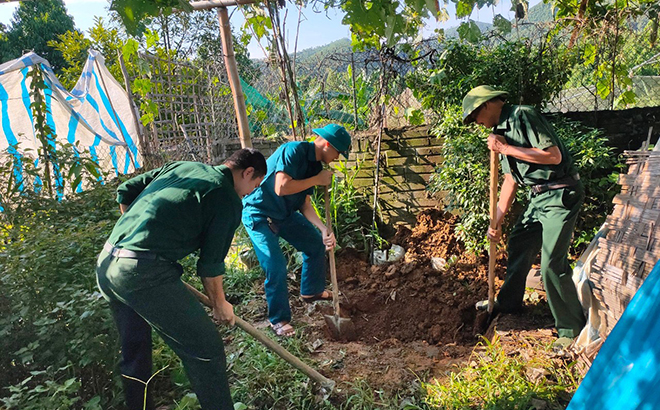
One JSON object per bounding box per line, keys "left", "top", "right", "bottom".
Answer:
{"left": 301, "top": 290, "right": 334, "bottom": 303}
{"left": 270, "top": 322, "right": 295, "bottom": 337}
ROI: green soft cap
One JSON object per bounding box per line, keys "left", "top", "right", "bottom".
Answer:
{"left": 461, "top": 85, "right": 508, "bottom": 124}
{"left": 312, "top": 124, "right": 352, "bottom": 158}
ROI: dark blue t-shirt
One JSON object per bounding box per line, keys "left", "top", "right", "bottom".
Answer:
{"left": 242, "top": 141, "right": 322, "bottom": 221}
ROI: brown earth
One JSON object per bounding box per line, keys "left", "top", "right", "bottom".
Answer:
{"left": 330, "top": 209, "right": 506, "bottom": 345}
{"left": 237, "top": 208, "right": 561, "bottom": 395}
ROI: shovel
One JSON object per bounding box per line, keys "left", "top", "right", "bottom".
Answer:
{"left": 487, "top": 150, "right": 499, "bottom": 316}
{"left": 475, "top": 149, "right": 500, "bottom": 334}
{"left": 322, "top": 185, "right": 357, "bottom": 341}
{"left": 182, "top": 281, "right": 335, "bottom": 392}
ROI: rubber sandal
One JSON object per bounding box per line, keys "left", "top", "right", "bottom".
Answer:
{"left": 270, "top": 322, "right": 295, "bottom": 337}
{"left": 301, "top": 290, "right": 333, "bottom": 303}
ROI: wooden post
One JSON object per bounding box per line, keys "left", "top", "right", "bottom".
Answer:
{"left": 216, "top": 7, "right": 252, "bottom": 148}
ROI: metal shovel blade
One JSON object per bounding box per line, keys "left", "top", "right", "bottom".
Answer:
{"left": 324, "top": 313, "right": 357, "bottom": 341}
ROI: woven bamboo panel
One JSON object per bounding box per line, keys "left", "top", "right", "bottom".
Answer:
{"left": 591, "top": 150, "right": 660, "bottom": 334}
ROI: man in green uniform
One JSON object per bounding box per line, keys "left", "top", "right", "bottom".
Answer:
{"left": 96, "top": 148, "right": 267, "bottom": 410}
{"left": 462, "top": 85, "right": 586, "bottom": 346}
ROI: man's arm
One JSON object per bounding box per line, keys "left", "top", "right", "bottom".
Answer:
{"left": 488, "top": 173, "right": 518, "bottom": 242}
{"left": 116, "top": 166, "right": 165, "bottom": 208}
{"left": 299, "top": 195, "right": 336, "bottom": 250}
{"left": 197, "top": 192, "right": 242, "bottom": 325}
{"left": 488, "top": 134, "right": 562, "bottom": 165}
{"left": 201, "top": 275, "right": 235, "bottom": 326}
{"left": 274, "top": 170, "right": 333, "bottom": 196}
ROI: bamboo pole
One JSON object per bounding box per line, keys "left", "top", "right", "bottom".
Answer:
{"left": 190, "top": 0, "right": 255, "bottom": 10}
{"left": 350, "top": 52, "right": 358, "bottom": 131}
{"left": 216, "top": 6, "right": 252, "bottom": 148}
{"left": 182, "top": 281, "right": 335, "bottom": 391}
{"left": 117, "top": 51, "right": 150, "bottom": 166}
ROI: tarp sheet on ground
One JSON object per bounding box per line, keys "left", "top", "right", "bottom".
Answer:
{"left": 0, "top": 49, "right": 140, "bottom": 192}
{"left": 567, "top": 258, "right": 660, "bottom": 410}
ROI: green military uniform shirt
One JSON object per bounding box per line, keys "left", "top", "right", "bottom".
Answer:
{"left": 494, "top": 104, "right": 577, "bottom": 186}
{"left": 108, "top": 161, "right": 241, "bottom": 277}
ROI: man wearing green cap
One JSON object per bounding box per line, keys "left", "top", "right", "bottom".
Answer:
{"left": 462, "top": 85, "right": 586, "bottom": 346}
{"left": 242, "top": 124, "right": 352, "bottom": 337}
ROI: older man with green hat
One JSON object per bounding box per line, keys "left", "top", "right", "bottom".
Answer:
{"left": 242, "top": 124, "right": 352, "bottom": 337}
{"left": 463, "top": 85, "right": 586, "bottom": 347}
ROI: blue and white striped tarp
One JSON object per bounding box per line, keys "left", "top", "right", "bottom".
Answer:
{"left": 0, "top": 50, "right": 141, "bottom": 182}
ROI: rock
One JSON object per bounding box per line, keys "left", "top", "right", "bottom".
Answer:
{"left": 372, "top": 244, "right": 405, "bottom": 265}
{"left": 385, "top": 264, "right": 398, "bottom": 279}
{"left": 431, "top": 257, "right": 447, "bottom": 271}
{"left": 525, "top": 367, "right": 550, "bottom": 384}
{"left": 530, "top": 398, "right": 549, "bottom": 409}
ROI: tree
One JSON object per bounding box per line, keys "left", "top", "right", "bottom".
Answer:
{"left": 3, "top": 0, "right": 77, "bottom": 73}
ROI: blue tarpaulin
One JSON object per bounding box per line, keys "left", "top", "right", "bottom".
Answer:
{"left": 567, "top": 259, "right": 660, "bottom": 410}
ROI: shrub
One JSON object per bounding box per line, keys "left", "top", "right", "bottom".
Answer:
{"left": 408, "top": 39, "right": 572, "bottom": 113}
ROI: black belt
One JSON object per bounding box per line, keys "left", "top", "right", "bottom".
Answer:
{"left": 530, "top": 174, "right": 580, "bottom": 195}
{"left": 103, "top": 242, "right": 167, "bottom": 261}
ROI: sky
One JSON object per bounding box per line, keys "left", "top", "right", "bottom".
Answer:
{"left": 0, "top": 0, "right": 541, "bottom": 59}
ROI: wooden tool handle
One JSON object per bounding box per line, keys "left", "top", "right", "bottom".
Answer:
{"left": 183, "top": 281, "right": 335, "bottom": 390}
{"left": 488, "top": 150, "right": 499, "bottom": 314}
{"left": 324, "top": 186, "right": 341, "bottom": 318}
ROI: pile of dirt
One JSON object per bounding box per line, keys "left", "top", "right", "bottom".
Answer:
{"left": 332, "top": 209, "right": 505, "bottom": 345}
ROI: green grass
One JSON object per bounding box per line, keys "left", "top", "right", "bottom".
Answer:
{"left": 423, "top": 335, "right": 578, "bottom": 410}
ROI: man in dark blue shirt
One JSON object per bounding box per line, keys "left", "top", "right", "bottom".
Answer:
{"left": 242, "top": 124, "right": 352, "bottom": 337}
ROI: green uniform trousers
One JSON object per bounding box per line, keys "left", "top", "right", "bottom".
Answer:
{"left": 96, "top": 250, "right": 233, "bottom": 410}
{"left": 497, "top": 183, "right": 587, "bottom": 338}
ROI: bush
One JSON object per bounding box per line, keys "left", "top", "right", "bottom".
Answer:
{"left": 408, "top": 39, "right": 572, "bottom": 113}
{"left": 0, "top": 183, "right": 122, "bottom": 409}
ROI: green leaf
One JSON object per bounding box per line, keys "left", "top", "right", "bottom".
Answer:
{"left": 582, "top": 44, "right": 596, "bottom": 66}
{"left": 145, "top": 29, "right": 159, "bottom": 49}
{"left": 493, "top": 14, "right": 511, "bottom": 34}
{"left": 122, "top": 38, "right": 139, "bottom": 60}
{"left": 596, "top": 78, "right": 611, "bottom": 99}
{"left": 455, "top": 0, "right": 475, "bottom": 18}
{"left": 457, "top": 21, "right": 482, "bottom": 43}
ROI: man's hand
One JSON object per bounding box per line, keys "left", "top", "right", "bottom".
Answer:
{"left": 212, "top": 299, "right": 235, "bottom": 326}
{"left": 487, "top": 225, "right": 502, "bottom": 242}
{"left": 315, "top": 170, "right": 333, "bottom": 186}
{"left": 487, "top": 134, "right": 509, "bottom": 155}
{"left": 322, "top": 229, "right": 336, "bottom": 251}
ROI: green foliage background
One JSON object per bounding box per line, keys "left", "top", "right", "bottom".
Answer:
{"left": 0, "top": 0, "right": 75, "bottom": 73}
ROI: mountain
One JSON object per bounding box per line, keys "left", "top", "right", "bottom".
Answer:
{"left": 294, "top": 38, "right": 352, "bottom": 62}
